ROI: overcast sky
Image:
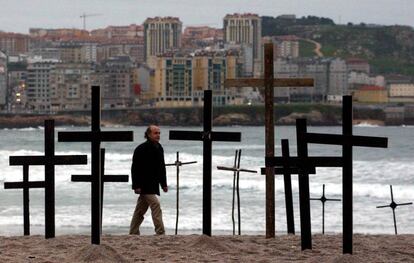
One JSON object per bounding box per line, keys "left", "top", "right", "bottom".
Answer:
{"left": 0, "top": 0, "right": 413, "bottom": 33}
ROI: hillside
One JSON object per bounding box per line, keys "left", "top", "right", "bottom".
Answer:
{"left": 262, "top": 16, "right": 414, "bottom": 75}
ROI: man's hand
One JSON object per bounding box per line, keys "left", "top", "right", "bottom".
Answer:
{"left": 134, "top": 188, "right": 141, "bottom": 194}
{"left": 162, "top": 186, "right": 168, "bottom": 193}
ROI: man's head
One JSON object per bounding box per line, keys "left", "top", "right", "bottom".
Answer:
{"left": 145, "top": 125, "right": 161, "bottom": 143}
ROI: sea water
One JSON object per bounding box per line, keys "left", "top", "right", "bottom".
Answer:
{"left": 0, "top": 125, "right": 413, "bottom": 236}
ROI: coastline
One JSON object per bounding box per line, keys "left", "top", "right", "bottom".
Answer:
{"left": 0, "top": 113, "right": 392, "bottom": 129}
{"left": 1, "top": 103, "right": 401, "bottom": 128}
{"left": 1, "top": 234, "right": 413, "bottom": 262}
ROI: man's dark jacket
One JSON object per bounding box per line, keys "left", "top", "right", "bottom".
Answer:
{"left": 131, "top": 140, "right": 167, "bottom": 195}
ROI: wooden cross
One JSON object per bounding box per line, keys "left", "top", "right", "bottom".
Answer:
{"left": 267, "top": 121, "right": 344, "bottom": 251}
{"left": 58, "top": 86, "right": 133, "bottom": 245}
{"left": 4, "top": 165, "right": 43, "bottom": 235}
{"left": 71, "top": 148, "right": 129, "bottom": 233}
{"left": 297, "top": 96, "right": 388, "bottom": 254}
{"left": 310, "top": 184, "right": 341, "bottom": 234}
{"left": 224, "top": 43, "right": 314, "bottom": 238}
{"left": 260, "top": 139, "right": 316, "bottom": 235}
{"left": 376, "top": 185, "right": 412, "bottom": 235}
{"left": 165, "top": 151, "right": 197, "bottom": 235}
{"left": 5, "top": 119, "right": 87, "bottom": 238}
{"left": 268, "top": 96, "right": 388, "bottom": 253}
{"left": 217, "top": 149, "right": 257, "bottom": 235}
{"left": 169, "top": 90, "right": 241, "bottom": 236}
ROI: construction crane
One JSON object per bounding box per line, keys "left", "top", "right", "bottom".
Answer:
{"left": 80, "top": 13, "right": 102, "bottom": 30}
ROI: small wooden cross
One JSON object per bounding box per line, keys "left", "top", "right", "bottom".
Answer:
{"left": 165, "top": 151, "right": 197, "bottom": 235}
{"left": 4, "top": 165, "right": 43, "bottom": 235}
{"left": 224, "top": 43, "right": 314, "bottom": 238}
{"left": 310, "top": 184, "right": 341, "bottom": 234}
{"left": 58, "top": 86, "right": 133, "bottom": 245}
{"left": 5, "top": 119, "right": 87, "bottom": 238}
{"left": 217, "top": 149, "right": 257, "bottom": 235}
{"left": 71, "top": 148, "right": 129, "bottom": 233}
{"left": 376, "top": 185, "right": 412, "bottom": 235}
{"left": 169, "top": 90, "right": 241, "bottom": 236}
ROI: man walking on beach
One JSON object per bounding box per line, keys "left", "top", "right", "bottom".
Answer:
{"left": 130, "top": 125, "right": 168, "bottom": 235}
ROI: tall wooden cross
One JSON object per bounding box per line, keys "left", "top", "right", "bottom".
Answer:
{"left": 224, "top": 43, "right": 314, "bottom": 238}
{"left": 58, "top": 86, "right": 133, "bottom": 245}
{"left": 169, "top": 90, "right": 241, "bottom": 236}
{"left": 71, "top": 148, "right": 129, "bottom": 232}
{"left": 165, "top": 151, "right": 197, "bottom": 235}
{"left": 310, "top": 184, "right": 341, "bottom": 234}
{"left": 5, "top": 120, "right": 87, "bottom": 238}
{"left": 376, "top": 185, "right": 413, "bottom": 235}
{"left": 217, "top": 149, "right": 257, "bottom": 235}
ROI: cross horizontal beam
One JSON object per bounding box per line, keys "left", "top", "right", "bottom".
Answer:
{"left": 10, "top": 155, "right": 87, "bottom": 166}
{"left": 169, "top": 131, "right": 241, "bottom": 142}
{"left": 266, "top": 156, "right": 344, "bottom": 168}
{"left": 4, "top": 181, "right": 45, "bottom": 189}
{"left": 71, "top": 175, "right": 129, "bottom": 182}
{"left": 303, "top": 133, "right": 388, "bottom": 148}
{"left": 165, "top": 161, "right": 197, "bottom": 167}
{"left": 217, "top": 166, "right": 257, "bottom": 173}
{"left": 58, "top": 131, "right": 133, "bottom": 142}
{"left": 224, "top": 78, "right": 314, "bottom": 88}
{"left": 260, "top": 166, "right": 316, "bottom": 175}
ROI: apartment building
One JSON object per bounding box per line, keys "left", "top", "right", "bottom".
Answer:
{"left": 26, "top": 57, "right": 59, "bottom": 111}
{"left": 223, "top": 13, "right": 262, "bottom": 76}
{"left": 274, "top": 57, "right": 348, "bottom": 101}
{"left": 49, "top": 63, "right": 94, "bottom": 111}
{"left": 152, "top": 50, "right": 242, "bottom": 107}
{"left": 0, "top": 32, "right": 30, "bottom": 55}
{"left": 91, "top": 56, "right": 138, "bottom": 108}
{"left": 143, "top": 17, "right": 182, "bottom": 62}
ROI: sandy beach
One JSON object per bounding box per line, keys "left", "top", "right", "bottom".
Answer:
{"left": 1, "top": 234, "right": 413, "bottom": 262}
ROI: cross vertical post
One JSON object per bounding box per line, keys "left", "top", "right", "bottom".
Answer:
{"left": 203, "top": 90, "right": 213, "bottom": 235}
{"left": 264, "top": 43, "right": 275, "bottom": 238}
{"left": 91, "top": 86, "right": 101, "bottom": 245}
{"left": 165, "top": 151, "right": 197, "bottom": 235}
{"left": 376, "top": 185, "right": 413, "bottom": 235}
{"left": 58, "top": 85, "right": 133, "bottom": 244}
{"left": 217, "top": 149, "right": 257, "bottom": 235}
{"left": 169, "top": 90, "right": 241, "bottom": 236}
{"left": 4, "top": 164, "right": 44, "bottom": 236}
{"left": 23, "top": 165, "right": 30, "bottom": 235}
{"left": 310, "top": 184, "right": 341, "bottom": 234}
{"left": 281, "top": 139, "right": 295, "bottom": 235}
{"left": 296, "top": 119, "right": 312, "bottom": 249}
{"left": 224, "top": 43, "right": 314, "bottom": 238}
{"left": 342, "top": 96, "right": 353, "bottom": 254}
{"left": 44, "top": 120, "right": 55, "bottom": 238}
{"left": 71, "top": 148, "right": 129, "bottom": 233}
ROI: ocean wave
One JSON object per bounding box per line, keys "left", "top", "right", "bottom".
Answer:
{"left": 355, "top": 122, "right": 380, "bottom": 127}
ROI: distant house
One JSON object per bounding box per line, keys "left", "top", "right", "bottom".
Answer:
{"left": 352, "top": 85, "right": 388, "bottom": 103}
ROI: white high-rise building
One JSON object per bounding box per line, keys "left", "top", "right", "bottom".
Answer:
{"left": 144, "top": 17, "right": 182, "bottom": 62}
{"left": 223, "top": 13, "right": 262, "bottom": 75}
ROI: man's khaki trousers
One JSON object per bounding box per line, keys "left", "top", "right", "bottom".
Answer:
{"left": 129, "top": 194, "right": 165, "bottom": 235}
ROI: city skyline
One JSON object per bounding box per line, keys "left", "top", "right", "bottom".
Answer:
{"left": 0, "top": 0, "right": 413, "bottom": 33}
